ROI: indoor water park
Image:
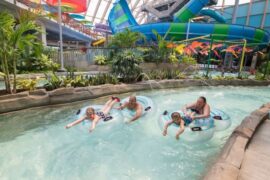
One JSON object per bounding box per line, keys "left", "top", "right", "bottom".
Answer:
{"left": 0, "top": 0, "right": 270, "bottom": 180}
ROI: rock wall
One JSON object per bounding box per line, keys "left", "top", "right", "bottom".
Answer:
{"left": 0, "top": 79, "right": 269, "bottom": 114}
{"left": 203, "top": 103, "right": 270, "bottom": 180}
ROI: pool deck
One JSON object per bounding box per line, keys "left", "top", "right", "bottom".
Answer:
{"left": 204, "top": 103, "right": 270, "bottom": 180}
{"left": 238, "top": 119, "right": 270, "bottom": 180}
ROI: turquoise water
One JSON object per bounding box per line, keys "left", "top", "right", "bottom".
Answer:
{"left": 0, "top": 86, "right": 270, "bottom": 180}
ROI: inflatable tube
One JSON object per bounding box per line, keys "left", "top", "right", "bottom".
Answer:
{"left": 76, "top": 105, "right": 122, "bottom": 129}
{"left": 120, "top": 96, "right": 154, "bottom": 119}
{"left": 211, "top": 108, "right": 231, "bottom": 131}
{"left": 159, "top": 110, "right": 215, "bottom": 142}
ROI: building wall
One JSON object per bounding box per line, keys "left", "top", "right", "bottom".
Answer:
{"left": 218, "top": 0, "right": 270, "bottom": 33}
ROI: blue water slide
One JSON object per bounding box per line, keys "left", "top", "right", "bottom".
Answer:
{"left": 199, "top": 9, "right": 226, "bottom": 23}
{"left": 173, "top": 0, "right": 211, "bottom": 22}
{"left": 108, "top": 0, "right": 138, "bottom": 33}
{"left": 108, "top": 0, "right": 270, "bottom": 45}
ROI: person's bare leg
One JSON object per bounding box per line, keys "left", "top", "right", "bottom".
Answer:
{"left": 101, "top": 99, "right": 114, "bottom": 112}
{"left": 102, "top": 99, "right": 118, "bottom": 115}
{"left": 104, "top": 98, "right": 113, "bottom": 107}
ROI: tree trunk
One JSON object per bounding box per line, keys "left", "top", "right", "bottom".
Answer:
{"left": 12, "top": 56, "right": 17, "bottom": 94}
{"left": 3, "top": 53, "right": 11, "bottom": 93}
{"left": 1, "top": 63, "right": 9, "bottom": 92}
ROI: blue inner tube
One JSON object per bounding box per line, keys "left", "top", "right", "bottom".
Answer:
{"left": 120, "top": 96, "right": 154, "bottom": 118}
{"left": 76, "top": 105, "right": 122, "bottom": 128}
{"left": 210, "top": 108, "right": 231, "bottom": 131}
{"left": 159, "top": 110, "right": 215, "bottom": 142}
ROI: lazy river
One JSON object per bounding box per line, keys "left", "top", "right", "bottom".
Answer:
{"left": 0, "top": 86, "right": 270, "bottom": 179}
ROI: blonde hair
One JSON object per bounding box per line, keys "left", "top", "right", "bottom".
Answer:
{"left": 171, "top": 112, "right": 181, "bottom": 121}
{"left": 86, "top": 107, "right": 95, "bottom": 116}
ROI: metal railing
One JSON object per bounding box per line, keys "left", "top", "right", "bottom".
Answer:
{"left": 11, "top": 0, "right": 100, "bottom": 38}
{"left": 46, "top": 47, "right": 116, "bottom": 68}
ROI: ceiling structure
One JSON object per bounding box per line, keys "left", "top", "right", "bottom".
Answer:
{"left": 83, "top": 0, "right": 250, "bottom": 25}
{"left": 17, "top": 0, "right": 251, "bottom": 26}
{"left": 84, "top": 0, "right": 168, "bottom": 25}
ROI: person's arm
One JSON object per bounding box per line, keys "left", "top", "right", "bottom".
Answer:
{"left": 129, "top": 104, "right": 143, "bottom": 123}
{"left": 182, "top": 102, "right": 196, "bottom": 114}
{"left": 191, "top": 104, "right": 210, "bottom": 120}
{"left": 89, "top": 117, "right": 99, "bottom": 133}
{"left": 163, "top": 120, "right": 173, "bottom": 136}
{"left": 116, "top": 102, "right": 127, "bottom": 110}
{"left": 65, "top": 116, "right": 86, "bottom": 129}
{"left": 175, "top": 120, "right": 185, "bottom": 140}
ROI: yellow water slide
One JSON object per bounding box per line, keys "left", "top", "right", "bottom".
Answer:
{"left": 92, "top": 38, "right": 106, "bottom": 46}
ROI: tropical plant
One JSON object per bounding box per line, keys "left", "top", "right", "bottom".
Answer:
{"left": 193, "top": 75, "right": 205, "bottom": 80}
{"left": 145, "top": 69, "right": 186, "bottom": 80}
{"left": 89, "top": 73, "right": 119, "bottom": 85}
{"left": 237, "top": 72, "right": 249, "bottom": 80}
{"left": 71, "top": 76, "right": 89, "bottom": 87}
{"left": 17, "top": 79, "right": 37, "bottom": 91}
{"left": 152, "top": 30, "right": 171, "bottom": 63}
{"left": 255, "top": 72, "right": 266, "bottom": 80}
{"left": 111, "top": 50, "right": 143, "bottom": 83}
{"left": 0, "top": 11, "right": 41, "bottom": 93}
{"left": 43, "top": 72, "right": 63, "bottom": 91}
{"left": 181, "top": 55, "right": 197, "bottom": 65}
{"left": 258, "top": 61, "right": 270, "bottom": 75}
{"left": 43, "top": 72, "right": 119, "bottom": 90}
{"left": 0, "top": 11, "right": 14, "bottom": 93}
{"left": 212, "top": 75, "right": 225, "bottom": 80}
{"left": 108, "top": 29, "right": 145, "bottom": 48}
{"left": 94, "top": 55, "right": 107, "bottom": 65}
{"left": 22, "top": 54, "right": 60, "bottom": 72}
{"left": 224, "top": 76, "right": 236, "bottom": 80}
{"left": 168, "top": 53, "right": 179, "bottom": 63}
{"left": 0, "top": 72, "right": 5, "bottom": 77}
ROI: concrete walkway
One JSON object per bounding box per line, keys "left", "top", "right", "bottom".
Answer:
{"left": 238, "top": 119, "right": 270, "bottom": 180}
{"left": 204, "top": 103, "right": 270, "bottom": 180}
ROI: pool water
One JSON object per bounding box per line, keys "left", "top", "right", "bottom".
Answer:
{"left": 0, "top": 86, "right": 270, "bottom": 180}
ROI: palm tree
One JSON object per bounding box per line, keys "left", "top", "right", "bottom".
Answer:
{"left": 152, "top": 30, "right": 172, "bottom": 63}
{"left": 0, "top": 11, "right": 14, "bottom": 93}
{"left": 0, "top": 11, "right": 40, "bottom": 93}
{"left": 10, "top": 12, "right": 40, "bottom": 93}
{"left": 109, "top": 29, "right": 145, "bottom": 48}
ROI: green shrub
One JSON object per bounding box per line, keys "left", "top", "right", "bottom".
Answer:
{"left": 193, "top": 75, "right": 205, "bottom": 80}
{"left": 145, "top": 69, "right": 186, "bottom": 80}
{"left": 89, "top": 73, "right": 119, "bottom": 85}
{"left": 224, "top": 76, "right": 236, "bottom": 80}
{"left": 38, "top": 54, "right": 60, "bottom": 71}
{"left": 17, "top": 79, "right": 37, "bottom": 91}
{"left": 71, "top": 76, "right": 89, "bottom": 87}
{"left": 258, "top": 61, "right": 270, "bottom": 75}
{"left": 94, "top": 55, "right": 107, "bottom": 65}
{"left": 255, "top": 72, "right": 266, "bottom": 80}
{"left": 0, "top": 72, "right": 5, "bottom": 77}
{"left": 238, "top": 72, "right": 249, "bottom": 80}
{"left": 112, "top": 50, "right": 143, "bottom": 83}
{"left": 168, "top": 53, "right": 179, "bottom": 64}
{"left": 212, "top": 75, "right": 225, "bottom": 80}
{"left": 44, "top": 72, "right": 63, "bottom": 91}
{"left": 181, "top": 56, "right": 197, "bottom": 65}
{"left": 43, "top": 72, "right": 119, "bottom": 90}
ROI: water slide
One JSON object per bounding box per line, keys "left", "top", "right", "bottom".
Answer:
{"left": 199, "top": 9, "right": 226, "bottom": 23}
{"left": 92, "top": 38, "right": 106, "bottom": 46}
{"left": 108, "top": 0, "right": 270, "bottom": 44}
